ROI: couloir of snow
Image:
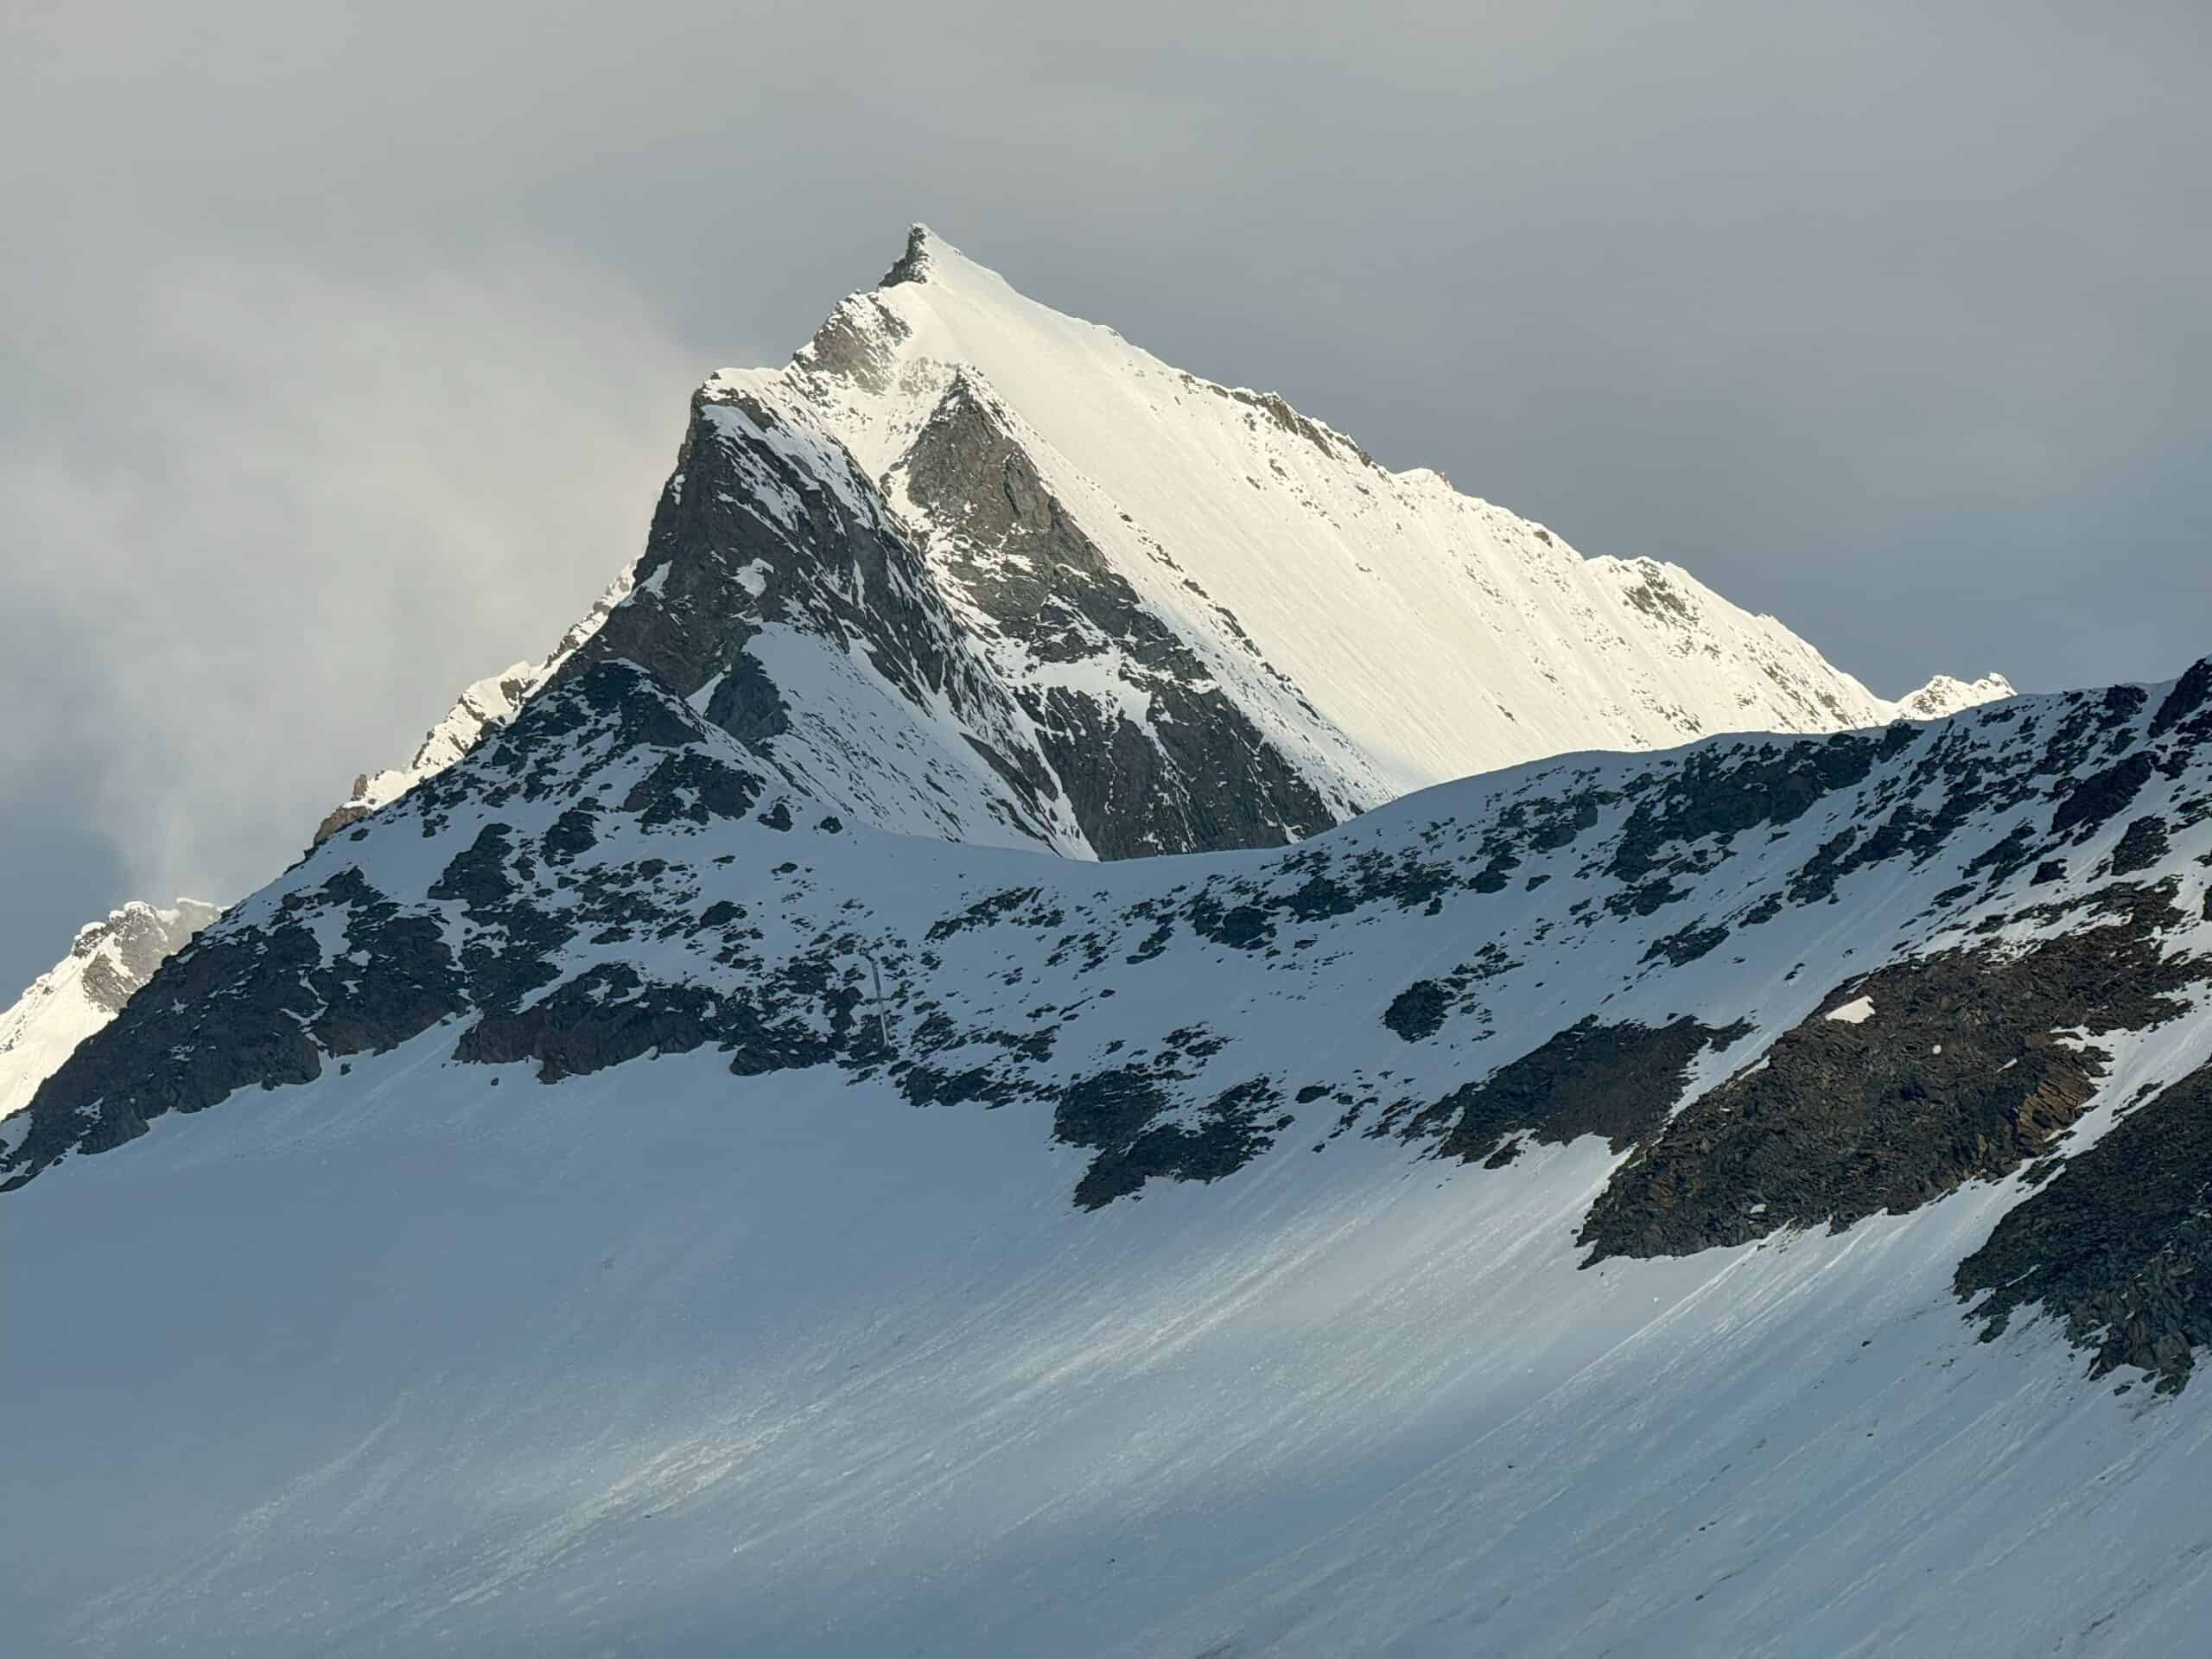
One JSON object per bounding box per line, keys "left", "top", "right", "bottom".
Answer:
{"left": 4, "top": 666, "right": 2208, "bottom": 1656}
{"left": 734, "top": 226, "right": 2011, "bottom": 810}
{"left": 0, "top": 899, "right": 219, "bottom": 1122}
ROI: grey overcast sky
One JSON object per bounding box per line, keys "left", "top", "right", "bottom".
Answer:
{"left": 3, "top": 0, "right": 2208, "bottom": 991}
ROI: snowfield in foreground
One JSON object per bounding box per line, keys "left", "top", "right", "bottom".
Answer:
{"left": 9, "top": 1023, "right": 2212, "bottom": 1657}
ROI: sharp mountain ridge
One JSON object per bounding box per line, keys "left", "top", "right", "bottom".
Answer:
{"left": 313, "top": 223, "right": 2009, "bottom": 865}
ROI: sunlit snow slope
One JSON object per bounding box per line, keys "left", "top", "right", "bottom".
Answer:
{"left": 760, "top": 226, "right": 2010, "bottom": 804}
{"left": 6, "top": 655, "right": 2209, "bottom": 1657}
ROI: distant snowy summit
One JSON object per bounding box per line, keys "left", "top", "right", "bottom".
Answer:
{"left": 1897, "top": 671, "right": 2018, "bottom": 719}
{"left": 0, "top": 899, "right": 220, "bottom": 1122}
{"left": 318, "top": 223, "right": 2010, "bottom": 861}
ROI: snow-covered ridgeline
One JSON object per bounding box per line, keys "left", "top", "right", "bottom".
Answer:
{"left": 314, "top": 566, "right": 639, "bottom": 842}
{"left": 2, "top": 655, "right": 2206, "bottom": 1656}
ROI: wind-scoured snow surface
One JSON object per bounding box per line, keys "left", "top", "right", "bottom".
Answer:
{"left": 4, "top": 655, "right": 2209, "bottom": 1656}
{"left": 0, "top": 899, "right": 219, "bottom": 1122}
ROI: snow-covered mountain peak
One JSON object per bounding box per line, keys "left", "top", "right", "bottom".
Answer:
{"left": 878, "top": 222, "right": 1033, "bottom": 301}
{"left": 877, "top": 221, "right": 946, "bottom": 287}
{"left": 742, "top": 227, "right": 2010, "bottom": 810}
{"left": 10, "top": 225, "right": 2202, "bottom": 1659}
{"left": 324, "top": 226, "right": 2010, "bottom": 870}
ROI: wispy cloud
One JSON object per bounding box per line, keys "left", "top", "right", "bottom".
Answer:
{"left": 0, "top": 236, "right": 691, "bottom": 923}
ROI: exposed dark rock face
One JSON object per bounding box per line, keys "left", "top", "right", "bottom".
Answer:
{"left": 1606, "top": 728, "right": 1905, "bottom": 893}
{"left": 875, "top": 223, "right": 934, "bottom": 288}
{"left": 1411, "top": 1017, "right": 1751, "bottom": 1169}
{"left": 2052, "top": 751, "right": 2156, "bottom": 841}
{"left": 3, "top": 869, "right": 465, "bottom": 1179}
{"left": 1052, "top": 1028, "right": 1284, "bottom": 1209}
{"left": 504, "top": 365, "right": 1355, "bottom": 865}
{"left": 2150, "top": 658, "right": 2212, "bottom": 739}
{"left": 1383, "top": 982, "right": 1452, "bottom": 1043}
{"left": 1580, "top": 886, "right": 2203, "bottom": 1262}
{"left": 1957, "top": 1056, "right": 2212, "bottom": 1394}
{"left": 1381, "top": 946, "right": 1520, "bottom": 1045}
{"left": 454, "top": 959, "right": 850, "bottom": 1083}
{"left": 2109, "top": 814, "right": 2172, "bottom": 877}
{"left": 560, "top": 383, "right": 1075, "bottom": 851}
{"left": 2, "top": 665, "right": 702, "bottom": 1188}
{"left": 891, "top": 376, "right": 1342, "bottom": 856}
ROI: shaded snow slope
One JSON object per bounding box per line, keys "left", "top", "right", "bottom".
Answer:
{"left": 5, "top": 655, "right": 2208, "bottom": 1656}
{"left": 0, "top": 898, "right": 219, "bottom": 1122}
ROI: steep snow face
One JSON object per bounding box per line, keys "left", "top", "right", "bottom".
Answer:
{"left": 4, "top": 658, "right": 2208, "bottom": 1654}
{"left": 0, "top": 899, "right": 220, "bottom": 1122}
{"left": 753, "top": 226, "right": 2008, "bottom": 812}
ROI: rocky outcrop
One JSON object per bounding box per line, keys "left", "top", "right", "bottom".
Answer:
{"left": 312, "top": 572, "right": 635, "bottom": 846}
{"left": 891, "top": 376, "right": 1341, "bottom": 855}
{"left": 1580, "top": 885, "right": 2203, "bottom": 1262}
{"left": 1958, "top": 1054, "right": 2212, "bottom": 1393}
{"left": 558, "top": 383, "right": 1085, "bottom": 854}
{"left": 1411, "top": 1016, "right": 1752, "bottom": 1169}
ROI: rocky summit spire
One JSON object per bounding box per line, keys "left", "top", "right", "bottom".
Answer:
{"left": 877, "top": 222, "right": 938, "bottom": 287}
